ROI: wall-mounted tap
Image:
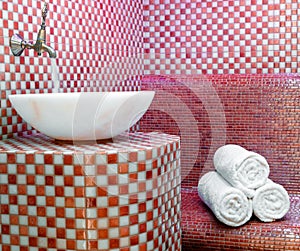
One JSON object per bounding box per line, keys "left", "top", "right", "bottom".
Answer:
{"left": 10, "top": 2, "right": 57, "bottom": 58}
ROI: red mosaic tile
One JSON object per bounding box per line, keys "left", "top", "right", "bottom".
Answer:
{"left": 55, "top": 186, "right": 64, "bottom": 196}
{"left": 17, "top": 185, "right": 26, "bottom": 195}
{"left": 75, "top": 208, "right": 86, "bottom": 219}
{"left": 97, "top": 187, "right": 107, "bottom": 196}
{"left": 97, "top": 165, "right": 107, "bottom": 175}
{"left": 11, "top": 235, "right": 19, "bottom": 245}
{"left": 47, "top": 218, "right": 56, "bottom": 228}
{"left": 37, "top": 207, "right": 46, "bottom": 216}
{"left": 128, "top": 152, "right": 138, "bottom": 162}
{"left": 129, "top": 173, "right": 138, "bottom": 182}
{"left": 87, "top": 240, "right": 98, "bottom": 250}
{"left": 147, "top": 211, "right": 153, "bottom": 221}
{"left": 108, "top": 175, "right": 118, "bottom": 185}
{"left": 2, "top": 225, "right": 9, "bottom": 234}
{"left": 46, "top": 197, "right": 55, "bottom": 206}
{"left": 138, "top": 182, "right": 146, "bottom": 192}
{"left": 130, "top": 235, "right": 139, "bottom": 246}
{"left": 64, "top": 176, "right": 74, "bottom": 186}
{"left": 44, "top": 154, "right": 53, "bottom": 164}
{"left": 29, "top": 237, "right": 38, "bottom": 246}
{"left": 120, "top": 226, "right": 129, "bottom": 237}
{"left": 76, "top": 230, "right": 86, "bottom": 240}
{"left": 45, "top": 176, "right": 54, "bottom": 185}
{"left": 98, "top": 229, "right": 108, "bottom": 239}
{"left": 0, "top": 165, "right": 7, "bottom": 173}
{"left": 56, "top": 207, "right": 65, "bottom": 217}
{"left": 119, "top": 185, "right": 129, "bottom": 195}
{"left": 0, "top": 132, "right": 181, "bottom": 250}
{"left": 109, "top": 218, "right": 119, "bottom": 227}
{"left": 38, "top": 227, "right": 47, "bottom": 237}
{"left": 36, "top": 185, "right": 45, "bottom": 196}
{"left": 108, "top": 196, "right": 119, "bottom": 206}
{"left": 19, "top": 226, "right": 28, "bottom": 236}
{"left": 27, "top": 195, "right": 36, "bottom": 205}
{"left": 107, "top": 153, "right": 118, "bottom": 164}
{"left": 48, "top": 238, "right": 57, "bottom": 248}
{"left": 130, "top": 215, "right": 139, "bottom": 225}
{"left": 10, "top": 215, "right": 19, "bottom": 224}
{"left": 110, "top": 239, "right": 120, "bottom": 249}
{"left": 7, "top": 153, "right": 16, "bottom": 163}
{"left": 138, "top": 162, "right": 146, "bottom": 172}
{"left": 85, "top": 176, "right": 95, "bottom": 186}
{"left": 55, "top": 165, "right": 63, "bottom": 175}
{"left": 74, "top": 165, "right": 84, "bottom": 176}
{"left": 63, "top": 154, "right": 73, "bottom": 165}
{"left": 8, "top": 174, "right": 16, "bottom": 184}
{"left": 139, "top": 223, "right": 147, "bottom": 233}
{"left": 26, "top": 175, "right": 35, "bottom": 184}
{"left": 75, "top": 187, "right": 85, "bottom": 197}
{"left": 118, "top": 163, "right": 129, "bottom": 173}
{"left": 66, "top": 219, "right": 76, "bottom": 229}
{"left": 86, "top": 198, "right": 96, "bottom": 208}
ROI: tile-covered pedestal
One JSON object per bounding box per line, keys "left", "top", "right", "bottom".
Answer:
{"left": 0, "top": 132, "right": 181, "bottom": 251}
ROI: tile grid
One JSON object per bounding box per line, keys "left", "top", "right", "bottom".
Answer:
{"left": 1, "top": 0, "right": 144, "bottom": 84}
{"left": 0, "top": 0, "right": 144, "bottom": 139}
{"left": 0, "top": 132, "right": 181, "bottom": 250}
{"left": 143, "top": 0, "right": 300, "bottom": 75}
{"left": 140, "top": 74, "right": 300, "bottom": 191}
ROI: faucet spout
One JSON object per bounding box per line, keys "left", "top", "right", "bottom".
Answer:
{"left": 33, "top": 26, "right": 56, "bottom": 58}
{"left": 42, "top": 43, "right": 57, "bottom": 58}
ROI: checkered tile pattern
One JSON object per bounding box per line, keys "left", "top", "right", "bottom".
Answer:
{"left": 0, "top": 132, "right": 181, "bottom": 250}
{"left": 2, "top": 0, "right": 300, "bottom": 139}
{"left": 0, "top": 0, "right": 143, "bottom": 139}
{"left": 143, "top": 0, "right": 300, "bottom": 75}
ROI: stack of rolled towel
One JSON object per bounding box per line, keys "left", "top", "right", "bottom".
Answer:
{"left": 198, "top": 144, "right": 290, "bottom": 227}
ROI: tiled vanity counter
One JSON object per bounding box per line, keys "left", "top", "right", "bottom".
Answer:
{"left": 0, "top": 132, "right": 181, "bottom": 251}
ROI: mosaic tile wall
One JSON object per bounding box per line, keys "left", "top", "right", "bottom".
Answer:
{"left": 140, "top": 74, "right": 300, "bottom": 192}
{"left": 0, "top": 0, "right": 143, "bottom": 139}
{"left": 143, "top": 0, "right": 300, "bottom": 74}
{"left": 0, "top": 132, "right": 181, "bottom": 250}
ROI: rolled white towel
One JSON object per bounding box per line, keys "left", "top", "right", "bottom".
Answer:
{"left": 253, "top": 179, "right": 290, "bottom": 222}
{"left": 213, "top": 144, "right": 270, "bottom": 198}
{"left": 198, "top": 171, "right": 253, "bottom": 227}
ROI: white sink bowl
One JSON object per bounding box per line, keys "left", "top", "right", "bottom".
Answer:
{"left": 9, "top": 91, "right": 155, "bottom": 141}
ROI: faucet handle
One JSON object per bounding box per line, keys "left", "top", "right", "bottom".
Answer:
{"left": 41, "top": 2, "right": 48, "bottom": 24}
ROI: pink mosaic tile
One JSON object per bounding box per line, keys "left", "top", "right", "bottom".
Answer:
{"left": 141, "top": 74, "right": 300, "bottom": 192}
{"left": 0, "top": 132, "right": 181, "bottom": 250}
{"left": 143, "top": 0, "right": 300, "bottom": 74}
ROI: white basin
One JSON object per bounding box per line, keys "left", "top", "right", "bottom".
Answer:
{"left": 9, "top": 91, "right": 155, "bottom": 141}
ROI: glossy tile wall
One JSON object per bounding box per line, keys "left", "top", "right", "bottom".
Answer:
{"left": 140, "top": 74, "right": 300, "bottom": 190}
{"left": 0, "top": 0, "right": 143, "bottom": 139}
{"left": 143, "top": 0, "right": 300, "bottom": 74}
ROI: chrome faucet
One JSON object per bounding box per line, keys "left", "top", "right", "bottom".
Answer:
{"left": 10, "top": 2, "right": 57, "bottom": 58}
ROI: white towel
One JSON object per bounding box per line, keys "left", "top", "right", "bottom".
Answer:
{"left": 198, "top": 171, "right": 253, "bottom": 227}
{"left": 213, "top": 144, "right": 270, "bottom": 198}
{"left": 252, "top": 179, "right": 290, "bottom": 222}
